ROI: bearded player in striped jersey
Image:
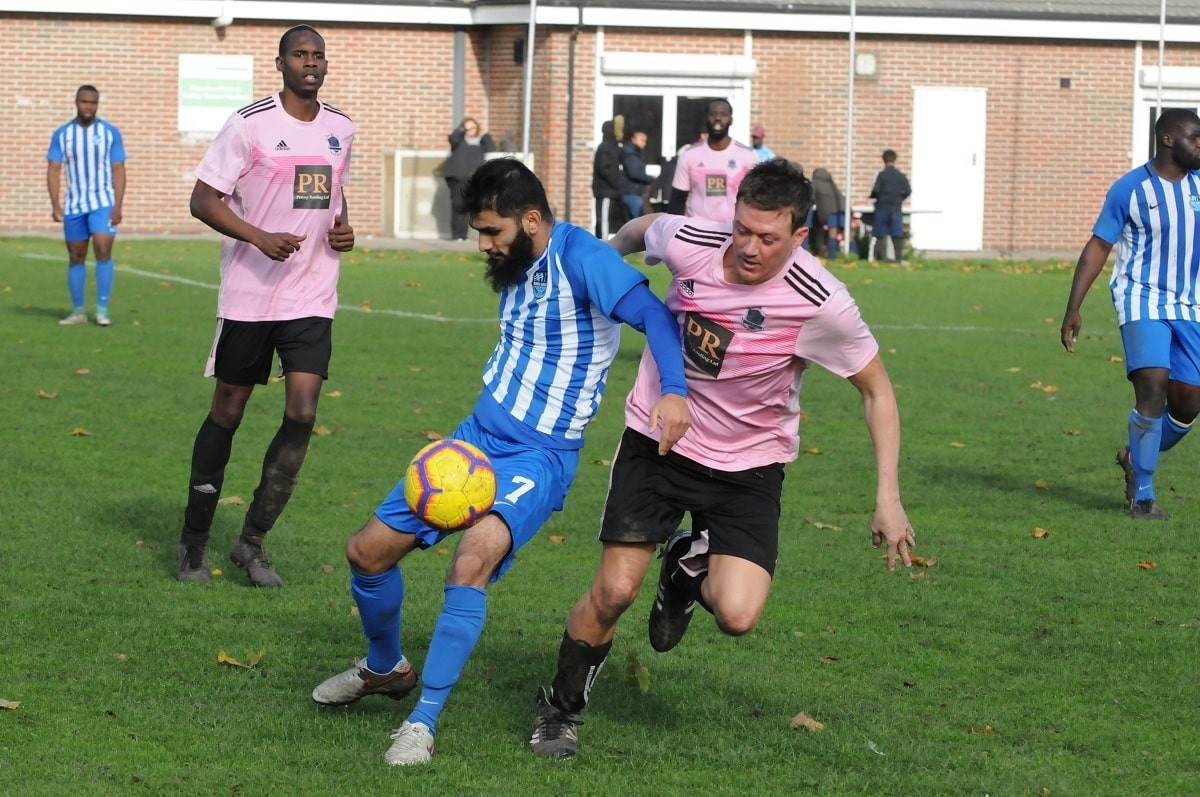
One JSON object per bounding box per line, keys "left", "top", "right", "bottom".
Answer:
{"left": 312, "top": 157, "right": 691, "bottom": 766}
{"left": 1061, "top": 108, "right": 1200, "bottom": 521}
{"left": 530, "top": 158, "right": 915, "bottom": 758}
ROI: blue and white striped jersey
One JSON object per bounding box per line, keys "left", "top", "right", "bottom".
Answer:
{"left": 1095, "top": 162, "right": 1200, "bottom": 325}
{"left": 474, "top": 221, "right": 648, "bottom": 450}
{"left": 46, "top": 118, "right": 126, "bottom": 216}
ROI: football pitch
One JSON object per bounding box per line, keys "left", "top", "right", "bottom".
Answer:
{"left": 1, "top": 237, "right": 1197, "bottom": 795}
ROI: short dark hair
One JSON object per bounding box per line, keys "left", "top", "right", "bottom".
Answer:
{"left": 737, "top": 158, "right": 814, "bottom": 232}
{"left": 708, "top": 98, "right": 732, "bottom": 115}
{"left": 1156, "top": 108, "right": 1200, "bottom": 143}
{"left": 882, "top": 149, "right": 897, "bottom": 164}
{"left": 279, "top": 25, "right": 322, "bottom": 58}
{"left": 463, "top": 158, "right": 553, "bottom": 221}
{"left": 76, "top": 85, "right": 99, "bottom": 98}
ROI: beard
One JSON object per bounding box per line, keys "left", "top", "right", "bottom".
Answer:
{"left": 485, "top": 225, "right": 535, "bottom": 292}
{"left": 706, "top": 120, "right": 729, "bottom": 145}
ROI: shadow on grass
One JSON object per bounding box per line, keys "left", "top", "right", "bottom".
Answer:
{"left": 11, "top": 304, "right": 74, "bottom": 320}
{"left": 916, "top": 461, "right": 1121, "bottom": 514}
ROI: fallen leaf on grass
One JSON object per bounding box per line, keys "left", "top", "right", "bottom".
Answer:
{"left": 1063, "top": 429, "right": 1082, "bottom": 436}
{"left": 312, "top": 424, "right": 336, "bottom": 436}
{"left": 1108, "top": 355, "right": 1124, "bottom": 364}
{"left": 807, "top": 519, "right": 842, "bottom": 532}
{"left": 437, "top": 548, "right": 450, "bottom": 555}
{"left": 422, "top": 430, "right": 444, "bottom": 441}
{"left": 211, "top": 568, "right": 223, "bottom": 576}
{"left": 0, "top": 699, "right": 21, "bottom": 710}
{"left": 1006, "top": 367, "right": 1021, "bottom": 373}
{"left": 1033, "top": 527, "right": 1050, "bottom": 538}
{"left": 75, "top": 368, "right": 91, "bottom": 375}
{"left": 218, "top": 496, "right": 244, "bottom": 505}
{"left": 324, "top": 390, "right": 342, "bottom": 398}
{"left": 1138, "top": 561, "right": 1157, "bottom": 570}
{"left": 360, "top": 300, "right": 372, "bottom": 313}
{"left": 1029, "top": 380, "right": 1058, "bottom": 393}
{"left": 1034, "top": 479, "right": 1048, "bottom": 490}
{"left": 268, "top": 374, "right": 284, "bottom": 384}
{"left": 217, "top": 648, "right": 267, "bottom": 670}
{"left": 349, "top": 606, "right": 359, "bottom": 617}
{"left": 790, "top": 712, "right": 824, "bottom": 732}
{"left": 114, "top": 653, "right": 129, "bottom": 663}
{"left": 909, "top": 555, "right": 937, "bottom": 567}
{"left": 321, "top": 564, "right": 335, "bottom": 574}
{"left": 817, "top": 656, "right": 838, "bottom": 664}
{"left": 70, "top": 427, "right": 91, "bottom": 437}
{"left": 547, "top": 535, "right": 565, "bottom": 544}
{"left": 949, "top": 441, "right": 966, "bottom": 448}
{"left": 802, "top": 447, "right": 823, "bottom": 455}
{"left": 37, "top": 389, "right": 57, "bottom": 399}
{"left": 624, "top": 649, "right": 650, "bottom": 694}
{"left": 866, "top": 740, "right": 886, "bottom": 755}
{"left": 592, "top": 458, "right": 612, "bottom": 466}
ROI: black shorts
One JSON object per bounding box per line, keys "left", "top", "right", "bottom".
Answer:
{"left": 599, "top": 428, "right": 784, "bottom": 575}
{"left": 209, "top": 317, "right": 333, "bottom": 386}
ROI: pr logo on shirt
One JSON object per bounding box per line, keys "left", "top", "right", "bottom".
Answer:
{"left": 293, "top": 165, "right": 333, "bottom": 209}
{"left": 704, "top": 173, "right": 727, "bottom": 197}
{"left": 683, "top": 311, "right": 732, "bottom": 377}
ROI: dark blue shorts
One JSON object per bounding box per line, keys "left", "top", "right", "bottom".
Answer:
{"left": 873, "top": 206, "right": 904, "bottom": 238}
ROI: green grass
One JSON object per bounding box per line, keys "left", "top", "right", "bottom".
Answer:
{"left": 1, "top": 238, "right": 1198, "bottom": 796}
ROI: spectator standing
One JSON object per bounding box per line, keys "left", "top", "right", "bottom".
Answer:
{"left": 593, "top": 115, "right": 629, "bottom": 238}
{"left": 869, "top": 149, "right": 911, "bottom": 263}
{"left": 810, "top": 167, "right": 846, "bottom": 259}
{"left": 47, "top": 84, "right": 126, "bottom": 327}
{"left": 669, "top": 100, "right": 758, "bottom": 223}
{"left": 750, "top": 124, "right": 776, "bottom": 161}
{"left": 444, "top": 118, "right": 495, "bottom": 240}
{"left": 620, "top": 128, "right": 653, "bottom": 219}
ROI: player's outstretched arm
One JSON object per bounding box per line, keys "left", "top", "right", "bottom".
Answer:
{"left": 847, "top": 354, "right": 913, "bottom": 571}
{"left": 1060, "top": 235, "right": 1114, "bottom": 353}
{"left": 189, "top": 179, "right": 306, "bottom": 262}
{"left": 607, "top": 213, "right": 661, "bottom": 257}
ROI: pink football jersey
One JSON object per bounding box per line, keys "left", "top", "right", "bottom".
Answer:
{"left": 671, "top": 140, "right": 760, "bottom": 223}
{"left": 626, "top": 214, "right": 879, "bottom": 470}
{"left": 194, "top": 93, "right": 356, "bottom": 321}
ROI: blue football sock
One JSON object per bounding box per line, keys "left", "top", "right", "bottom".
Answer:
{"left": 95, "top": 259, "right": 114, "bottom": 308}
{"left": 350, "top": 567, "right": 405, "bottom": 673}
{"left": 67, "top": 264, "right": 86, "bottom": 310}
{"left": 1159, "top": 412, "right": 1192, "bottom": 452}
{"left": 407, "top": 584, "right": 487, "bottom": 734}
{"left": 1128, "top": 410, "right": 1162, "bottom": 502}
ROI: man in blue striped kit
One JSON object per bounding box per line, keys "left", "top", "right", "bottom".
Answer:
{"left": 312, "top": 158, "right": 692, "bottom": 765}
{"left": 1061, "top": 108, "right": 1200, "bottom": 520}
{"left": 46, "top": 85, "right": 126, "bottom": 327}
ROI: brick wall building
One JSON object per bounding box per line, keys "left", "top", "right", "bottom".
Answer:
{"left": 7, "top": 1, "right": 1200, "bottom": 253}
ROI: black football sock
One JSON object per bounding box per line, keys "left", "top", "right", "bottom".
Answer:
{"left": 182, "top": 414, "right": 237, "bottom": 542}
{"left": 549, "top": 630, "right": 611, "bottom": 713}
{"left": 242, "top": 416, "right": 313, "bottom": 541}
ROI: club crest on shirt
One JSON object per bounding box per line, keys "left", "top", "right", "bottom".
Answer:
{"left": 532, "top": 268, "right": 548, "bottom": 299}
{"left": 677, "top": 279, "right": 695, "bottom": 297}
{"left": 293, "top": 164, "right": 333, "bottom": 209}
{"left": 1190, "top": 193, "right": 1200, "bottom": 212}
{"left": 327, "top": 135, "right": 343, "bottom": 155}
{"left": 742, "top": 307, "right": 766, "bottom": 330}
{"left": 683, "top": 311, "right": 732, "bottom": 377}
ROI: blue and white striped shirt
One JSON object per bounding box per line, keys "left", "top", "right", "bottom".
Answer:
{"left": 1095, "top": 162, "right": 1200, "bottom": 325}
{"left": 46, "top": 118, "right": 126, "bottom": 216}
{"left": 474, "top": 221, "right": 648, "bottom": 450}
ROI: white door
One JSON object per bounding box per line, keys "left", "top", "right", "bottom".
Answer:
{"left": 909, "top": 86, "right": 986, "bottom": 251}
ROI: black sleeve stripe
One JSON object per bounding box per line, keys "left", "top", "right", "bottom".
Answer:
{"left": 784, "top": 264, "right": 831, "bottom": 305}
{"left": 675, "top": 224, "right": 731, "bottom": 249}
{"left": 237, "top": 96, "right": 275, "bottom": 117}
{"left": 323, "top": 103, "right": 352, "bottom": 120}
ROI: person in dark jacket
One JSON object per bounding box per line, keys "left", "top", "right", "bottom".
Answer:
{"left": 869, "top": 149, "right": 912, "bottom": 263}
{"left": 620, "top": 128, "right": 654, "bottom": 219}
{"left": 445, "top": 117, "right": 495, "bottom": 240}
{"left": 592, "top": 115, "right": 629, "bottom": 238}
{"left": 810, "top": 167, "right": 845, "bottom": 259}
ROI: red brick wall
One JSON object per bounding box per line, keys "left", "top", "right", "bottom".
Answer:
{"left": 7, "top": 12, "right": 1200, "bottom": 251}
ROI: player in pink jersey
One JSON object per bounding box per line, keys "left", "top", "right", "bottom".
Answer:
{"left": 531, "top": 159, "right": 916, "bottom": 758}
{"left": 668, "top": 98, "right": 760, "bottom": 223}
{"left": 175, "top": 25, "right": 356, "bottom": 588}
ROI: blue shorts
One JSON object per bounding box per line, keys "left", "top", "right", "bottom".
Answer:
{"left": 1119, "top": 318, "right": 1200, "bottom": 386}
{"left": 63, "top": 207, "right": 117, "bottom": 242}
{"left": 374, "top": 413, "right": 579, "bottom": 581}
{"left": 873, "top": 206, "right": 904, "bottom": 238}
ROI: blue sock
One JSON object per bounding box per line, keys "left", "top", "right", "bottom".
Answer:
{"left": 407, "top": 584, "right": 487, "bottom": 734}
{"left": 1159, "top": 412, "right": 1192, "bottom": 452}
{"left": 350, "top": 567, "right": 405, "bottom": 673}
{"left": 95, "top": 259, "right": 114, "bottom": 308}
{"left": 67, "top": 264, "right": 86, "bottom": 310}
{"left": 1128, "top": 410, "right": 1162, "bottom": 502}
